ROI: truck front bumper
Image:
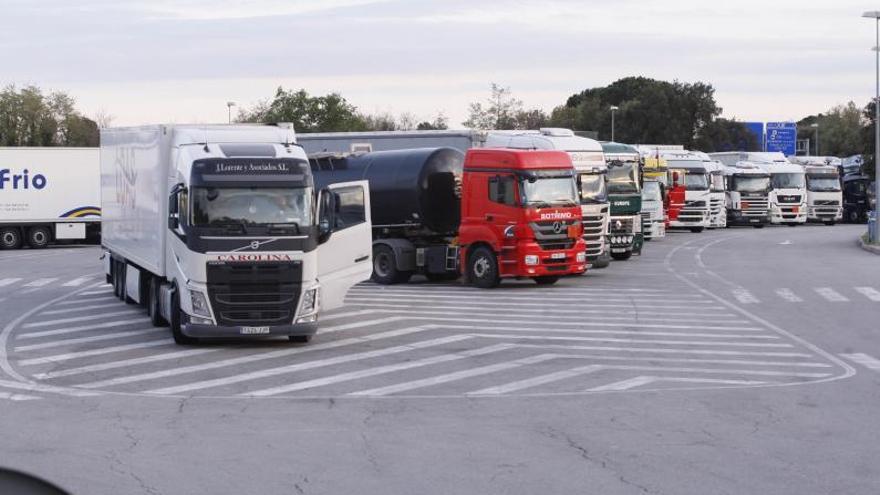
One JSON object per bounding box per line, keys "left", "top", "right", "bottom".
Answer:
{"left": 182, "top": 316, "right": 319, "bottom": 339}
{"left": 770, "top": 205, "right": 807, "bottom": 224}
{"left": 807, "top": 206, "right": 842, "bottom": 223}
{"left": 727, "top": 210, "right": 769, "bottom": 226}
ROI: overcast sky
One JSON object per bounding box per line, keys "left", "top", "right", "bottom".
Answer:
{"left": 1, "top": 0, "right": 876, "bottom": 127}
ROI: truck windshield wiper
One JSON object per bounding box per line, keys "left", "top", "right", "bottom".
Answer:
{"left": 525, "top": 200, "right": 552, "bottom": 209}
{"left": 266, "top": 222, "right": 301, "bottom": 235}
{"left": 209, "top": 222, "right": 247, "bottom": 234}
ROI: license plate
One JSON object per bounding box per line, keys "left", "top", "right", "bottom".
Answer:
{"left": 240, "top": 326, "right": 270, "bottom": 335}
{"left": 750, "top": 219, "right": 759, "bottom": 223}
{"left": 551, "top": 253, "right": 566, "bottom": 260}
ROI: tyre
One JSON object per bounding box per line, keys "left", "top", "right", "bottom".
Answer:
{"left": 371, "top": 244, "right": 412, "bottom": 284}
{"left": 847, "top": 210, "right": 860, "bottom": 223}
{"left": 26, "top": 226, "right": 51, "bottom": 249}
{"left": 0, "top": 228, "right": 22, "bottom": 250}
{"left": 467, "top": 246, "right": 500, "bottom": 289}
{"left": 611, "top": 251, "right": 632, "bottom": 261}
{"left": 753, "top": 224, "right": 765, "bottom": 229}
{"left": 112, "top": 260, "right": 124, "bottom": 300}
{"left": 534, "top": 276, "right": 559, "bottom": 286}
{"left": 689, "top": 227, "right": 704, "bottom": 233}
{"left": 288, "top": 335, "right": 312, "bottom": 343}
{"left": 170, "top": 288, "right": 198, "bottom": 345}
{"left": 148, "top": 276, "right": 167, "bottom": 327}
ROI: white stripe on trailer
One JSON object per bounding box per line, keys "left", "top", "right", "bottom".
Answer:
{"left": 18, "top": 340, "right": 172, "bottom": 366}
{"left": 18, "top": 318, "right": 147, "bottom": 339}
{"left": 588, "top": 375, "right": 767, "bottom": 392}
{"left": 22, "top": 278, "right": 58, "bottom": 288}
{"left": 61, "top": 276, "right": 93, "bottom": 287}
{"left": 0, "top": 278, "right": 22, "bottom": 287}
{"left": 814, "top": 287, "right": 848, "bottom": 302}
{"left": 731, "top": 288, "right": 759, "bottom": 304}
{"left": 242, "top": 343, "right": 514, "bottom": 397}
{"left": 77, "top": 325, "right": 437, "bottom": 390}
{"left": 22, "top": 310, "right": 141, "bottom": 329}
{"left": 32, "top": 348, "right": 222, "bottom": 380}
{"left": 39, "top": 302, "right": 122, "bottom": 315}
{"left": 854, "top": 287, "right": 880, "bottom": 302}
{"left": 467, "top": 365, "right": 605, "bottom": 395}
{"left": 840, "top": 353, "right": 880, "bottom": 370}
{"left": 349, "top": 354, "right": 557, "bottom": 396}
{"left": 15, "top": 328, "right": 159, "bottom": 352}
{"left": 775, "top": 289, "right": 803, "bottom": 303}
{"left": 145, "top": 334, "right": 471, "bottom": 395}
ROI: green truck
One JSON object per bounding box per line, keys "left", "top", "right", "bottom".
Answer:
{"left": 600, "top": 142, "right": 643, "bottom": 260}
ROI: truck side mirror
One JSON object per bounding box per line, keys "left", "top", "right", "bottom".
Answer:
{"left": 318, "top": 188, "right": 337, "bottom": 244}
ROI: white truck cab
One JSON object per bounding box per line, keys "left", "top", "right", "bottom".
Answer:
{"left": 721, "top": 161, "right": 771, "bottom": 227}
{"left": 101, "top": 124, "right": 373, "bottom": 345}
{"left": 692, "top": 153, "right": 727, "bottom": 228}
{"left": 483, "top": 128, "right": 611, "bottom": 268}
{"left": 712, "top": 151, "right": 806, "bottom": 225}
{"left": 640, "top": 179, "right": 666, "bottom": 239}
{"left": 654, "top": 149, "right": 712, "bottom": 232}
{"left": 789, "top": 157, "right": 843, "bottom": 225}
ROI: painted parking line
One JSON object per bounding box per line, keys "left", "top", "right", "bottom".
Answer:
{"left": 0, "top": 278, "right": 22, "bottom": 287}
{"left": 588, "top": 375, "right": 767, "bottom": 392}
{"left": 435, "top": 323, "right": 778, "bottom": 340}
{"left": 468, "top": 365, "right": 605, "bottom": 395}
{"left": 0, "top": 390, "right": 41, "bottom": 401}
{"left": 22, "top": 310, "right": 141, "bottom": 329}
{"left": 465, "top": 332, "right": 793, "bottom": 348}
{"left": 775, "top": 288, "right": 803, "bottom": 303}
{"left": 22, "top": 278, "right": 58, "bottom": 288}
{"left": 840, "top": 353, "right": 880, "bottom": 371}
{"left": 39, "top": 302, "right": 123, "bottom": 315}
{"left": 347, "top": 297, "right": 736, "bottom": 315}
{"left": 18, "top": 340, "right": 173, "bottom": 366}
{"left": 15, "top": 328, "right": 160, "bottom": 352}
{"left": 732, "top": 288, "right": 759, "bottom": 304}
{"left": 814, "top": 287, "right": 848, "bottom": 302}
{"left": 18, "top": 318, "right": 149, "bottom": 339}
{"left": 32, "top": 348, "right": 222, "bottom": 380}
{"left": 854, "top": 287, "right": 880, "bottom": 302}
{"left": 61, "top": 276, "right": 93, "bottom": 287}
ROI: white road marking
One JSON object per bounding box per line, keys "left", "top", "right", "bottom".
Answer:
{"left": 39, "top": 302, "right": 122, "bottom": 315}
{"left": 577, "top": 363, "right": 830, "bottom": 379}
{"left": 348, "top": 354, "right": 560, "bottom": 396}
{"left": 22, "top": 310, "right": 140, "bottom": 329}
{"left": 588, "top": 375, "right": 767, "bottom": 392}
{"left": 15, "top": 328, "right": 160, "bottom": 352}
{"left": 56, "top": 295, "right": 117, "bottom": 305}
{"left": 78, "top": 326, "right": 437, "bottom": 390}
{"left": 61, "top": 276, "right": 93, "bottom": 287}
{"left": 243, "top": 343, "right": 514, "bottom": 397}
{"left": 18, "top": 340, "right": 173, "bottom": 366}
{"left": 814, "top": 287, "right": 849, "bottom": 302}
{"left": 0, "top": 278, "right": 22, "bottom": 287}
{"left": 22, "top": 278, "right": 58, "bottom": 288}
{"left": 0, "top": 390, "right": 40, "bottom": 401}
{"left": 468, "top": 365, "right": 605, "bottom": 395}
{"left": 0, "top": 378, "right": 100, "bottom": 397}
{"left": 346, "top": 292, "right": 716, "bottom": 306}
{"left": 146, "top": 334, "right": 471, "bottom": 395}
{"left": 18, "top": 318, "right": 148, "bottom": 339}
{"left": 436, "top": 323, "right": 777, "bottom": 339}
{"left": 378, "top": 314, "right": 762, "bottom": 332}
{"left": 319, "top": 309, "right": 379, "bottom": 323}
{"left": 840, "top": 353, "right": 880, "bottom": 370}
{"left": 466, "top": 332, "right": 792, "bottom": 348}
{"left": 732, "top": 288, "right": 759, "bottom": 304}
{"left": 775, "top": 288, "right": 803, "bottom": 303}
{"left": 78, "top": 290, "right": 111, "bottom": 296}
{"left": 854, "top": 287, "right": 880, "bottom": 302}
{"left": 32, "top": 348, "right": 221, "bottom": 380}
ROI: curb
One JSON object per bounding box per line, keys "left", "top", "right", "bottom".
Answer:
{"left": 858, "top": 235, "right": 880, "bottom": 255}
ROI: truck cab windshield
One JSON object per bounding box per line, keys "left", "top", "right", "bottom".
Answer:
{"left": 731, "top": 176, "right": 770, "bottom": 193}
{"left": 710, "top": 173, "right": 725, "bottom": 192}
{"left": 806, "top": 176, "right": 841, "bottom": 192}
{"left": 771, "top": 173, "right": 805, "bottom": 189}
{"left": 684, "top": 173, "right": 709, "bottom": 191}
{"left": 521, "top": 175, "right": 578, "bottom": 207}
{"left": 191, "top": 187, "right": 313, "bottom": 234}
{"left": 577, "top": 173, "right": 607, "bottom": 204}
{"left": 607, "top": 161, "right": 640, "bottom": 194}
{"left": 642, "top": 181, "right": 661, "bottom": 202}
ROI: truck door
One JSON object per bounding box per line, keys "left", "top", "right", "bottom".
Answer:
{"left": 317, "top": 181, "right": 373, "bottom": 312}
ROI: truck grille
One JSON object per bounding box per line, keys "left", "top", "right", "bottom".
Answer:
{"left": 741, "top": 197, "right": 769, "bottom": 217}
{"left": 206, "top": 261, "right": 302, "bottom": 327}
{"left": 531, "top": 220, "right": 577, "bottom": 251}
{"left": 608, "top": 216, "right": 635, "bottom": 234}
{"left": 581, "top": 208, "right": 606, "bottom": 258}
{"left": 777, "top": 194, "right": 802, "bottom": 204}
{"left": 814, "top": 199, "right": 840, "bottom": 206}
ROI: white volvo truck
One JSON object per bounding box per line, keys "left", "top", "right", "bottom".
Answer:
{"left": 789, "top": 157, "right": 843, "bottom": 225}
{"left": 712, "top": 151, "right": 806, "bottom": 226}
{"left": 101, "top": 124, "right": 372, "bottom": 344}
{"left": 0, "top": 147, "right": 100, "bottom": 249}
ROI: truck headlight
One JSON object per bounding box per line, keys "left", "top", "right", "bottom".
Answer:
{"left": 190, "top": 290, "right": 211, "bottom": 318}
{"left": 576, "top": 251, "right": 586, "bottom": 263}
{"left": 524, "top": 255, "right": 539, "bottom": 266}
{"left": 299, "top": 288, "right": 319, "bottom": 315}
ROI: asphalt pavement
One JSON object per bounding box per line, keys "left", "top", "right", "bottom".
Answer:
{"left": 0, "top": 225, "right": 878, "bottom": 495}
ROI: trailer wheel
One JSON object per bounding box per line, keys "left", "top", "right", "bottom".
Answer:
{"left": 0, "top": 228, "right": 22, "bottom": 250}
{"left": 148, "top": 276, "right": 167, "bottom": 327}
{"left": 534, "top": 276, "right": 559, "bottom": 286}
{"left": 26, "top": 226, "right": 51, "bottom": 249}
{"left": 611, "top": 251, "right": 632, "bottom": 261}
{"left": 170, "top": 288, "right": 198, "bottom": 345}
{"left": 371, "top": 245, "right": 411, "bottom": 284}
{"left": 689, "top": 227, "right": 704, "bottom": 233}
{"left": 468, "top": 247, "right": 499, "bottom": 289}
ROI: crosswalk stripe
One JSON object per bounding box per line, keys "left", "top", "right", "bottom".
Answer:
{"left": 732, "top": 288, "right": 759, "bottom": 304}
{"left": 77, "top": 326, "right": 437, "bottom": 390}
{"left": 22, "top": 278, "right": 57, "bottom": 288}
{"left": 0, "top": 278, "right": 22, "bottom": 287}
{"left": 39, "top": 302, "right": 122, "bottom": 315}
{"left": 840, "top": 353, "right": 880, "bottom": 370}
{"left": 351, "top": 285, "right": 673, "bottom": 294}
{"left": 588, "top": 375, "right": 766, "bottom": 392}
{"left": 61, "top": 276, "right": 93, "bottom": 287}
{"left": 815, "top": 287, "right": 848, "bottom": 302}
{"left": 468, "top": 365, "right": 605, "bottom": 395}
{"left": 146, "top": 334, "right": 472, "bottom": 395}
{"left": 348, "top": 354, "right": 557, "bottom": 396}
{"left": 32, "top": 348, "right": 221, "bottom": 380}
{"left": 243, "top": 343, "right": 514, "bottom": 397}
{"left": 15, "top": 328, "right": 159, "bottom": 352}
{"left": 18, "top": 340, "right": 172, "bottom": 366}
{"left": 22, "top": 310, "right": 140, "bottom": 329}
{"left": 854, "top": 287, "right": 880, "bottom": 302}
{"left": 18, "top": 318, "right": 148, "bottom": 339}
{"left": 775, "top": 289, "right": 803, "bottom": 303}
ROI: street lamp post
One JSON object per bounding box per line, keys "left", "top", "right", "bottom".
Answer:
{"left": 863, "top": 11, "right": 880, "bottom": 242}
{"left": 610, "top": 105, "right": 619, "bottom": 142}
{"left": 811, "top": 122, "right": 819, "bottom": 156}
{"left": 226, "top": 101, "right": 237, "bottom": 124}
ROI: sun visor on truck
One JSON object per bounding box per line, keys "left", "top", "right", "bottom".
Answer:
{"left": 190, "top": 158, "right": 313, "bottom": 187}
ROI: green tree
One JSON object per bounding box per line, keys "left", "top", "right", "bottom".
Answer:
{"left": 692, "top": 118, "right": 760, "bottom": 152}
{"left": 0, "top": 85, "right": 97, "bottom": 147}
{"left": 417, "top": 112, "right": 449, "bottom": 130}
{"left": 237, "top": 87, "right": 369, "bottom": 132}
{"left": 861, "top": 100, "right": 877, "bottom": 180}
{"left": 797, "top": 102, "right": 863, "bottom": 157}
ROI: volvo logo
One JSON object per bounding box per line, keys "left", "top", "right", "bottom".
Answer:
{"left": 250, "top": 240, "right": 261, "bottom": 250}
{"left": 231, "top": 238, "right": 279, "bottom": 253}
{"left": 552, "top": 221, "right": 564, "bottom": 234}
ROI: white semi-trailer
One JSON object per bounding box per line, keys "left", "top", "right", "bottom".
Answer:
{"left": 0, "top": 147, "right": 100, "bottom": 249}
{"left": 101, "top": 124, "right": 372, "bottom": 344}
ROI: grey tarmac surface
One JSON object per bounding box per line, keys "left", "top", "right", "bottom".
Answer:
{"left": 0, "top": 225, "right": 878, "bottom": 494}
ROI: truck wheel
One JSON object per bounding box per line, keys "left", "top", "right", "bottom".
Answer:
{"left": 689, "top": 227, "right": 704, "bottom": 233}
{"left": 534, "top": 276, "right": 559, "bottom": 286}
{"left": 611, "top": 251, "right": 632, "bottom": 261}
{"left": 468, "top": 247, "right": 499, "bottom": 289}
{"left": 0, "top": 228, "right": 22, "bottom": 250}
{"left": 148, "top": 276, "right": 167, "bottom": 327}
{"left": 847, "top": 210, "right": 860, "bottom": 223}
{"left": 288, "top": 335, "right": 312, "bottom": 343}
{"left": 26, "top": 226, "right": 51, "bottom": 249}
{"left": 371, "top": 245, "right": 411, "bottom": 284}
{"left": 170, "top": 289, "right": 198, "bottom": 345}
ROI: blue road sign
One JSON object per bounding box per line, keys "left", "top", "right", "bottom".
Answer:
{"left": 744, "top": 122, "right": 764, "bottom": 151}
{"left": 765, "top": 122, "right": 797, "bottom": 156}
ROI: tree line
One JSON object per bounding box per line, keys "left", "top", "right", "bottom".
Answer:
{"left": 0, "top": 85, "right": 99, "bottom": 147}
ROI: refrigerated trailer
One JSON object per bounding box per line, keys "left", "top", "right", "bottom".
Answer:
{"left": 0, "top": 147, "right": 100, "bottom": 249}
{"left": 101, "top": 124, "right": 372, "bottom": 344}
